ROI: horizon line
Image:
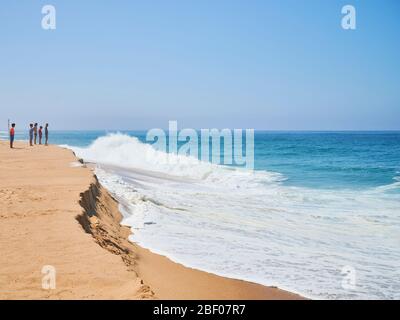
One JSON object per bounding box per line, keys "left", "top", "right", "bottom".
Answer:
{"left": 3, "top": 129, "right": 400, "bottom": 133}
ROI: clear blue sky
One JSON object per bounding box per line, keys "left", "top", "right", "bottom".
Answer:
{"left": 0, "top": 0, "right": 399, "bottom": 130}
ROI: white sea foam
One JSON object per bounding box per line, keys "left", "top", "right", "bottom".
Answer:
{"left": 69, "top": 133, "right": 400, "bottom": 299}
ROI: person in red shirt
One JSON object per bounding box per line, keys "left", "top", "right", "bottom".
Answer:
{"left": 10, "top": 123, "right": 15, "bottom": 149}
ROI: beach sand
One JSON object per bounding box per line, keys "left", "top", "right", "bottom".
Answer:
{"left": 0, "top": 141, "right": 302, "bottom": 300}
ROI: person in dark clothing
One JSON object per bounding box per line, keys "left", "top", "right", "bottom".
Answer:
{"left": 39, "top": 126, "right": 43, "bottom": 145}
{"left": 45, "top": 123, "right": 49, "bottom": 146}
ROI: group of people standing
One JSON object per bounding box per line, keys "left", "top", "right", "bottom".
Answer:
{"left": 9, "top": 122, "right": 49, "bottom": 149}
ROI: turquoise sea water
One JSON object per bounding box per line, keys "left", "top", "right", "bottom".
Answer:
{"left": 2, "top": 130, "right": 400, "bottom": 299}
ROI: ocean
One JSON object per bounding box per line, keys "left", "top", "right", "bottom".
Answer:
{"left": 2, "top": 130, "right": 400, "bottom": 299}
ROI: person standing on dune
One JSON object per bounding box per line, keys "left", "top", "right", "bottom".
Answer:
{"left": 9, "top": 123, "right": 15, "bottom": 149}
{"left": 29, "top": 124, "right": 34, "bottom": 146}
{"left": 33, "top": 123, "right": 38, "bottom": 144}
{"left": 45, "top": 123, "right": 49, "bottom": 146}
{"left": 38, "top": 126, "right": 43, "bottom": 145}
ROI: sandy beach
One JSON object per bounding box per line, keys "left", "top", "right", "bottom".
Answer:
{"left": 0, "top": 141, "right": 302, "bottom": 300}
